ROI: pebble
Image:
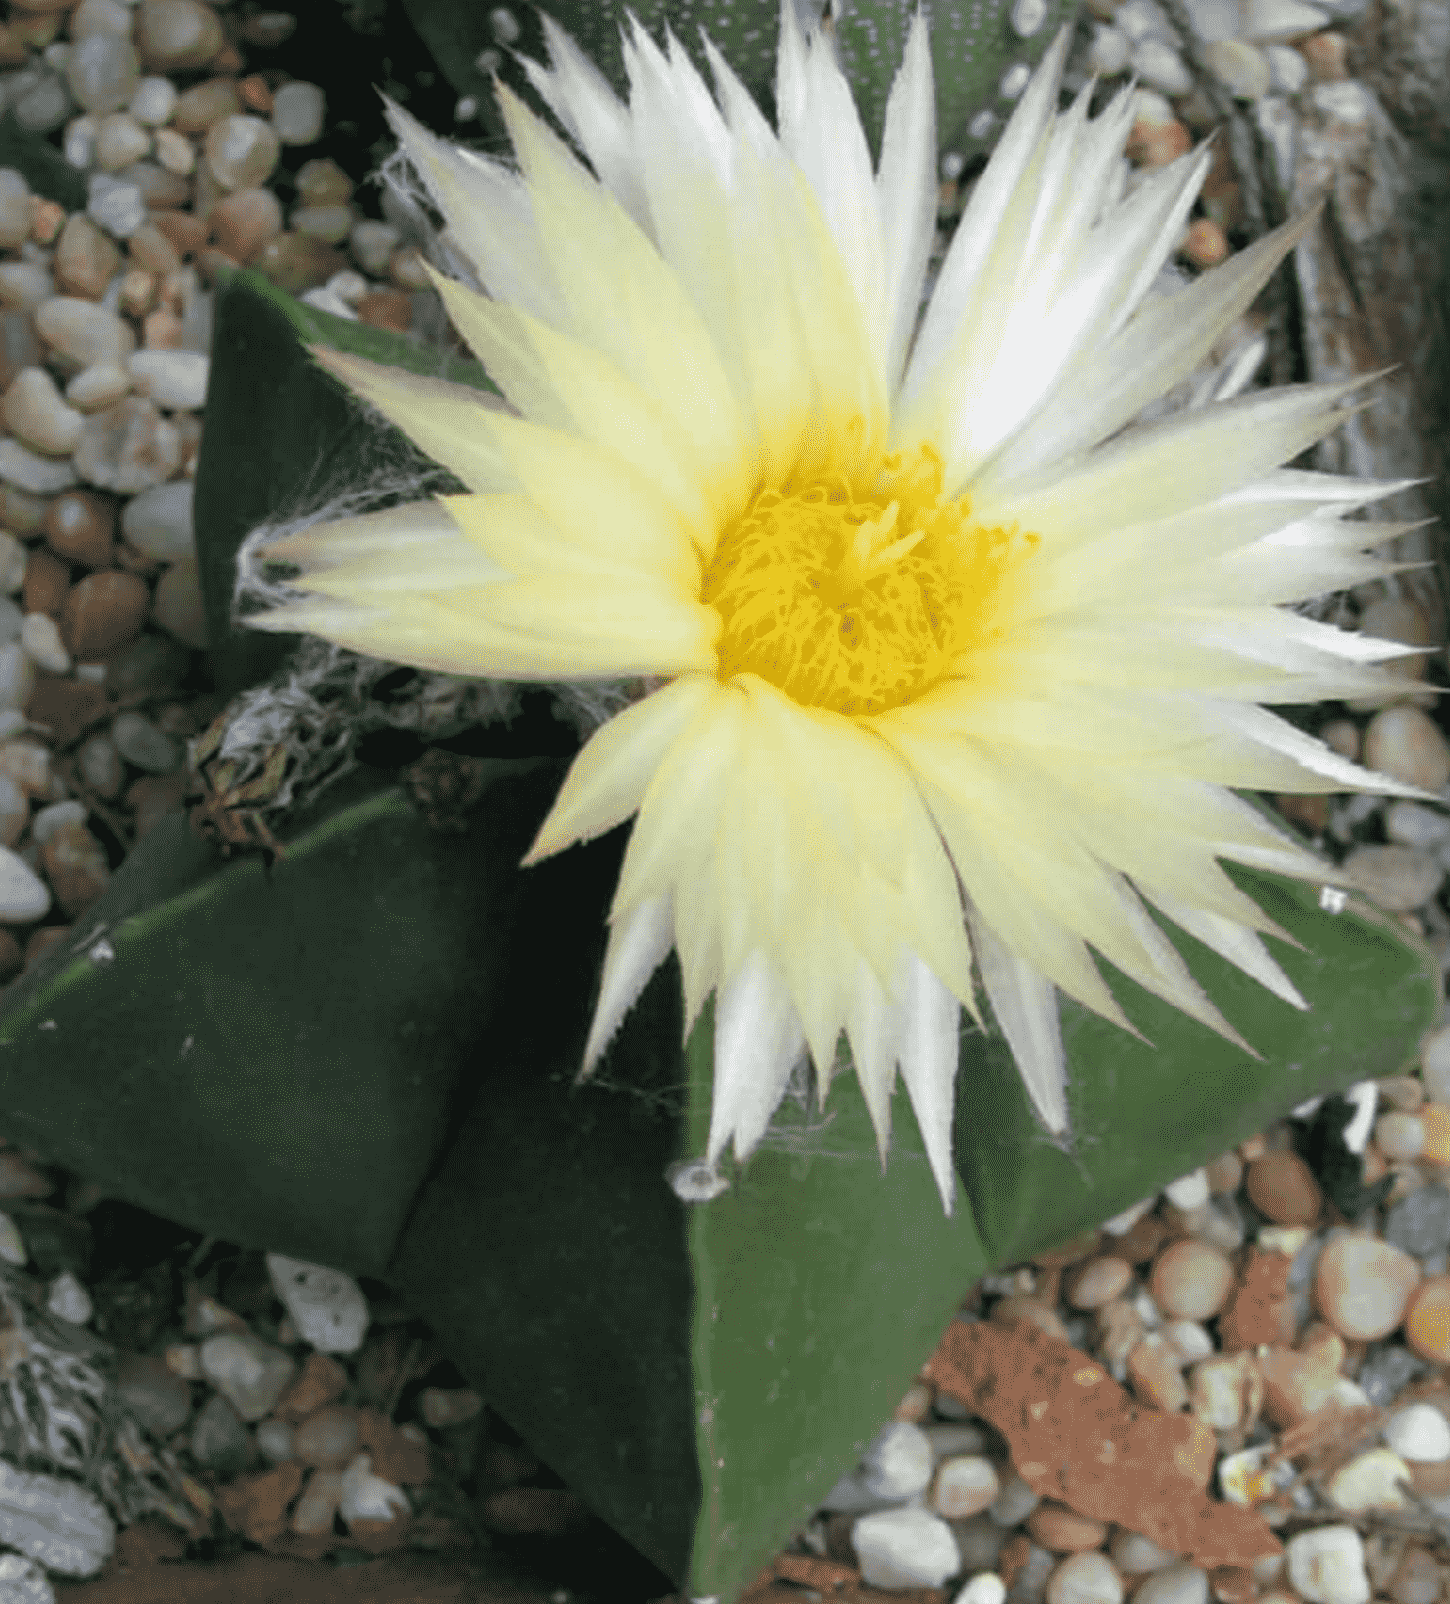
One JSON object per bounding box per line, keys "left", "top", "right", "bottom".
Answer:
{"left": 46, "top": 1271, "right": 90, "bottom": 1324}
{"left": 1387, "top": 801, "right": 1450, "bottom": 850}
{"left": 1287, "top": 1527, "right": 1370, "bottom": 1604}
{"left": 1110, "top": 1531, "right": 1179, "bottom": 1574}
{"left": 42, "top": 821, "right": 110, "bottom": 917}
{"left": 208, "top": 187, "right": 281, "bottom": 263}
{"left": 990, "top": 1473, "right": 1040, "bottom": 1526}
{"left": 1246, "top": 1150, "right": 1323, "bottom": 1223}
{"left": 292, "top": 1467, "right": 343, "bottom": 1534}
{"left": 960, "top": 1578, "right": 1008, "bottom": 1604}
{"left": 1065, "top": 1256, "right": 1132, "bottom": 1310}
{"left": 66, "top": 364, "right": 131, "bottom": 412}
{"left": 349, "top": 219, "right": 399, "bottom": 276}
{"left": 126, "top": 349, "right": 208, "bottom": 411}
{"left": 1134, "top": 1565, "right": 1209, "bottom": 1604}
{"left": 61, "top": 570, "right": 147, "bottom": 657}
{"left": 1355, "top": 1342, "right": 1425, "bottom": 1405}
{"left": 932, "top": 1454, "right": 999, "bottom": 1518}
{"left": 0, "top": 1462, "right": 113, "bottom": 1577}
{"left": 1365, "top": 706, "right": 1450, "bottom": 792}
{"left": 0, "top": 779, "right": 27, "bottom": 852}
{"left": 74, "top": 734, "right": 120, "bottom": 795}
{"left": 189, "top": 1393, "right": 250, "bottom": 1477}
{"left": 1026, "top": 1502, "right": 1107, "bottom": 1553}
{"left": 129, "top": 75, "right": 176, "bottom": 126}
{"left": 1046, "top": 1551, "right": 1124, "bottom": 1604}
{"left": 272, "top": 80, "right": 324, "bottom": 144}
{"left": 1386, "top": 1181, "right": 1450, "bottom": 1257}
{"left": 0, "top": 174, "right": 29, "bottom": 254}
{"left": 290, "top": 203, "right": 352, "bottom": 245}
{"left": 115, "top": 1350, "right": 191, "bottom": 1436}
{"left": 292, "top": 1405, "right": 360, "bottom": 1469}
{"left": 95, "top": 112, "right": 150, "bottom": 172}
{"left": 0, "top": 1553, "right": 55, "bottom": 1604}
{"left": 1390, "top": 1548, "right": 1441, "bottom": 1604}
{"left": 1325, "top": 1447, "right": 1411, "bottom": 1512}
{"left": 198, "top": 1331, "right": 296, "bottom": 1422}
{"left": 1149, "top": 1238, "right": 1234, "bottom": 1319}
{"left": 0, "top": 267, "right": 55, "bottom": 314}
{"left": 417, "top": 1388, "right": 482, "bottom": 1428}
{"left": 0, "top": 1213, "right": 24, "bottom": 1266}
{"left": 1384, "top": 1402, "right": 1450, "bottom": 1462}
{"left": 1315, "top": 1233, "right": 1421, "bottom": 1340}
{"left": 73, "top": 397, "right": 181, "bottom": 493}
{"left": 853, "top": 1506, "right": 960, "bottom": 1590}
{"left": 1202, "top": 38, "right": 1273, "bottom": 98}
{"left": 255, "top": 1418, "right": 293, "bottom": 1463}
{"left": 86, "top": 173, "right": 146, "bottom": 239}
{"left": 133, "top": 0, "right": 224, "bottom": 71}
{"left": 0, "top": 542, "right": 20, "bottom": 599}
{"left": 0, "top": 844, "right": 48, "bottom": 921}
{"left": 1376, "top": 1112, "right": 1426, "bottom": 1161}
{"left": 1131, "top": 38, "right": 1193, "bottom": 92}
{"left": 205, "top": 114, "right": 280, "bottom": 190}
{"left": 20, "top": 614, "right": 69, "bottom": 675}
{"left": 1239, "top": 0, "right": 1332, "bottom": 38}
{"left": 338, "top": 1451, "right": 409, "bottom": 1526}
{"left": 1404, "top": 1276, "right": 1450, "bottom": 1362}
{"left": 34, "top": 297, "right": 133, "bottom": 368}
{"left": 0, "top": 740, "right": 51, "bottom": 798}
{"left": 109, "top": 709, "right": 177, "bottom": 773}
{"left": 64, "top": 32, "right": 138, "bottom": 115}
{"left": 1343, "top": 845, "right": 1444, "bottom": 913}
{"left": 0, "top": 441, "right": 75, "bottom": 495}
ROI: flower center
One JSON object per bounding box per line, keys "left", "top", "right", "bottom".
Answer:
{"left": 701, "top": 439, "right": 1040, "bottom": 716}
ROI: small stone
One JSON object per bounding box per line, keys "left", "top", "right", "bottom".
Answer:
{"left": 198, "top": 1331, "right": 296, "bottom": 1422}
{"left": 417, "top": 1388, "right": 481, "bottom": 1428}
{"left": 1405, "top": 1277, "right": 1450, "bottom": 1363}
{"left": 215, "top": 1463, "right": 301, "bottom": 1547}
{"left": 45, "top": 492, "right": 114, "bottom": 572}
{"left": 1202, "top": 39, "right": 1273, "bottom": 98}
{"left": 1263, "top": 42, "right": 1310, "bottom": 90}
{"left": 1316, "top": 1233, "right": 1421, "bottom": 1341}
{"left": 65, "top": 364, "right": 131, "bottom": 413}
{"left": 1110, "top": 1531, "right": 1179, "bottom": 1574}
{"left": 853, "top": 1506, "right": 960, "bottom": 1589}
{"left": 1287, "top": 1527, "right": 1369, "bottom": 1604}
{"left": 1325, "top": 1448, "right": 1411, "bottom": 1512}
{"left": 108, "top": 709, "right": 177, "bottom": 773}
{"left": 0, "top": 441, "right": 75, "bottom": 496}
{"left": 292, "top": 1405, "right": 360, "bottom": 1469}
{"left": 30, "top": 802, "right": 85, "bottom": 847}
{"left": 1131, "top": 38, "right": 1193, "bottom": 92}
{"left": 1298, "top": 29, "right": 1348, "bottom": 79}
{"left": 0, "top": 173, "right": 28, "bottom": 254}
{"left": 1127, "top": 1333, "right": 1190, "bottom": 1411}
{"left": 189, "top": 1393, "right": 250, "bottom": 1477}
{"left": 126, "top": 350, "right": 208, "bottom": 411}
{"left": 4, "top": 368, "right": 83, "bottom": 458}
{"left": 0, "top": 740, "right": 50, "bottom": 797}
{"left": 0, "top": 1462, "right": 113, "bottom": 1576}
{"left": 171, "top": 76, "right": 241, "bottom": 133}
{"left": 271, "top": 80, "right": 324, "bottom": 145}
{"left": 0, "top": 845, "right": 48, "bottom": 921}
{"left": 1245, "top": 1151, "right": 1323, "bottom": 1224}
{"left": 349, "top": 219, "right": 399, "bottom": 275}
{"left": 128, "top": 74, "right": 176, "bottom": 126}
{"left": 205, "top": 115, "right": 280, "bottom": 190}
{"left": 1134, "top": 1565, "right": 1209, "bottom": 1604}
{"left": 20, "top": 614, "right": 69, "bottom": 675}
{"left": 1046, "top": 1551, "right": 1124, "bottom": 1604}
{"left": 255, "top": 1418, "right": 293, "bottom": 1463}
{"left": 1089, "top": 23, "right": 1132, "bottom": 71}
{"left": 1376, "top": 1113, "right": 1426, "bottom": 1161}
{"left": 291, "top": 1467, "right": 342, "bottom": 1534}
{"left": 1238, "top": 0, "right": 1331, "bottom": 39}
{"left": 0, "top": 1213, "right": 24, "bottom": 1265}
{"left": 1365, "top": 707, "right": 1450, "bottom": 792}
{"left": 133, "top": 0, "right": 223, "bottom": 71}
{"left": 270, "top": 1351, "right": 348, "bottom": 1424}
{"left": 338, "top": 1451, "right": 409, "bottom": 1527}
{"left": 40, "top": 821, "right": 110, "bottom": 917}
{"left": 46, "top": 1270, "right": 91, "bottom": 1325}
{"left": 1066, "top": 1256, "right": 1133, "bottom": 1310}
{"left": 74, "top": 397, "right": 182, "bottom": 493}
{"left": 1386, "top": 1183, "right": 1450, "bottom": 1262}
{"left": 61, "top": 571, "right": 147, "bottom": 658}
{"left": 1344, "top": 845, "right": 1444, "bottom": 913}
{"left": 144, "top": 560, "right": 201, "bottom": 651}
{"left": 252, "top": 232, "right": 346, "bottom": 295}
{"left": 1426, "top": 1103, "right": 1450, "bottom": 1166}
{"left": 34, "top": 299, "right": 133, "bottom": 370}
{"left": 1389, "top": 1548, "right": 1441, "bottom": 1604}
{"left": 116, "top": 1350, "right": 191, "bottom": 1436}
{"left": 1150, "top": 1238, "right": 1235, "bottom": 1319}
{"left": 208, "top": 187, "right": 281, "bottom": 264}
{"left": 75, "top": 733, "right": 121, "bottom": 797}
{"left": 264, "top": 1252, "right": 369, "bottom": 1354}
{"left": 990, "top": 1473, "right": 1040, "bottom": 1526}
{"left": 95, "top": 112, "right": 150, "bottom": 173}
{"left": 64, "top": 32, "right": 139, "bottom": 116}
{"left": 960, "top": 1577, "right": 1008, "bottom": 1604}
{"left": 931, "top": 1454, "right": 1000, "bottom": 1518}
{"left": 1180, "top": 218, "right": 1229, "bottom": 267}
{"left": 53, "top": 216, "right": 119, "bottom": 303}
{"left": 291, "top": 204, "right": 353, "bottom": 245}
{"left": 1026, "top": 1501, "right": 1108, "bottom": 1553}
{"left": 0, "top": 266, "right": 53, "bottom": 315}
{"left": 1387, "top": 801, "right": 1450, "bottom": 850}
{"left": 1384, "top": 1402, "right": 1450, "bottom": 1462}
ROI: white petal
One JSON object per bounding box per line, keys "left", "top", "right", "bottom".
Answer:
{"left": 895, "top": 949, "right": 962, "bottom": 1213}
{"left": 581, "top": 895, "right": 676, "bottom": 1077}
{"left": 966, "top": 907, "right": 1068, "bottom": 1134}
{"left": 845, "top": 956, "right": 900, "bottom": 1167}
{"left": 709, "top": 951, "right": 806, "bottom": 1165}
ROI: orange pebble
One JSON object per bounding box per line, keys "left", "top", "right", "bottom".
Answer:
{"left": 1421, "top": 1102, "right": 1450, "bottom": 1165}
{"left": 1406, "top": 1276, "right": 1450, "bottom": 1363}
{"left": 1180, "top": 218, "right": 1229, "bottom": 269}
{"left": 239, "top": 74, "right": 273, "bottom": 112}
{"left": 29, "top": 197, "right": 63, "bottom": 245}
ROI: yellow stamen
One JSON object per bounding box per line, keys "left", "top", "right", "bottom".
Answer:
{"left": 702, "top": 436, "right": 1040, "bottom": 716}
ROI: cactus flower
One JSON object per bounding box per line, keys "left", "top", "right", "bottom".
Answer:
{"left": 243, "top": 3, "right": 1432, "bottom": 1212}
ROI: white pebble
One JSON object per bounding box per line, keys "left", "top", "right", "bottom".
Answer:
{"left": 932, "top": 1455, "right": 1000, "bottom": 1519}
{"left": 1313, "top": 80, "right": 1371, "bottom": 122}
{"left": 128, "top": 76, "right": 176, "bottom": 127}
{"left": 857, "top": 1420, "right": 934, "bottom": 1501}
{"left": 109, "top": 711, "right": 177, "bottom": 773}
{"left": 0, "top": 440, "right": 76, "bottom": 496}
{"left": 31, "top": 802, "right": 85, "bottom": 846}
{"left": 1011, "top": 0, "right": 1049, "bottom": 32}
{"left": 1131, "top": 38, "right": 1194, "bottom": 92}
{"left": 1103, "top": 1196, "right": 1156, "bottom": 1234}
{"left": 956, "top": 1577, "right": 1007, "bottom": 1604}
{"left": 1134, "top": 1566, "right": 1208, "bottom": 1604}
{"left": 86, "top": 173, "right": 145, "bottom": 238}
{"left": 266, "top": 1253, "right": 370, "bottom": 1354}
{"left": 271, "top": 81, "right": 325, "bottom": 145}
{"left": 1202, "top": 38, "right": 1273, "bottom": 98}
{"left": 1164, "top": 1168, "right": 1209, "bottom": 1209}
{"left": 120, "top": 478, "right": 193, "bottom": 562}
{"left": 0, "top": 645, "right": 35, "bottom": 713}
{"left": 76, "top": 733, "right": 121, "bottom": 798}
{"left": 853, "top": 1507, "right": 961, "bottom": 1590}
{"left": 126, "top": 349, "right": 208, "bottom": 411}
{"left": 1046, "top": 1551, "right": 1124, "bottom": 1604}
{"left": 19, "top": 614, "right": 69, "bottom": 675}
{"left": 1326, "top": 1448, "right": 1410, "bottom": 1511}
{"left": 0, "top": 536, "right": 23, "bottom": 596}
{"left": 65, "top": 364, "right": 131, "bottom": 412}
{"left": 296, "top": 286, "right": 356, "bottom": 320}
{"left": 0, "top": 846, "right": 49, "bottom": 922}
{"left": 46, "top": 1271, "right": 91, "bottom": 1325}
{"left": 1238, "top": 0, "right": 1331, "bottom": 39}
{"left": 1264, "top": 42, "right": 1310, "bottom": 90}
{"left": 1384, "top": 1403, "right": 1450, "bottom": 1463}
{"left": 337, "top": 1453, "right": 408, "bottom": 1525}
{"left": 999, "top": 62, "right": 1032, "bottom": 98}
{"left": 1088, "top": 24, "right": 1132, "bottom": 71}
{"left": 1287, "top": 1526, "right": 1370, "bottom": 1604}
{"left": 1387, "top": 800, "right": 1450, "bottom": 850}
{"left": 0, "top": 1213, "right": 25, "bottom": 1265}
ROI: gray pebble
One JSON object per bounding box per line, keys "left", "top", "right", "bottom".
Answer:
{"left": 109, "top": 710, "right": 177, "bottom": 773}
{"left": 951, "top": 1513, "right": 1005, "bottom": 1570}
{"left": 1135, "top": 1565, "right": 1208, "bottom": 1604}
{"left": 1356, "top": 1342, "right": 1427, "bottom": 1407}
{"left": 198, "top": 1332, "right": 295, "bottom": 1422}
{"left": 189, "top": 1393, "right": 250, "bottom": 1477}
{"left": 1385, "top": 1181, "right": 1450, "bottom": 1259}
{"left": 115, "top": 1352, "right": 191, "bottom": 1437}
{"left": 76, "top": 733, "right": 122, "bottom": 799}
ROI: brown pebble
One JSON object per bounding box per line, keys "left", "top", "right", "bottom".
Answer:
{"left": 1026, "top": 1500, "right": 1109, "bottom": 1552}
{"left": 1180, "top": 218, "right": 1229, "bottom": 268}
{"left": 23, "top": 926, "right": 69, "bottom": 970}
{"left": 28, "top": 675, "right": 106, "bottom": 745}
{"left": 1298, "top": 30, "right": 1347, "bottom": 80}
{"left": 0, "top": 1150, "right": 50, "bottom": 1197}
{"left": 1126, "top": 117, "right": 1192, "bottom": 168}
{"left": 53, "top": 214, "right": 120, "bottom": 301}
{"left": 1109, "top": 1210, "right": 1168, "bottom": 1266}
{"left": 1244, "top": 1151, "right": 1322, "bottom": 1225}
{"left": 355, "top": 290, "right": 412, "bottom": 334}
{"left": 147, "top": 210, "right": 211, "bottom": 258}
{"left": 1127, "top": 1332, "right": 1190, "bottom": 1412}
{"left": 1065, "top": 1256, "right": 1133, "bottom": 1311}
{"left": 170, "top": 76, "right": 241, "bottom": 134}
{"left": 209, "top": 187, "right": 283, "bottom": 264}
{"left": 1405, "top": 1275, "right": 1450, "bottom": 1363}
{"left": 126, "top": 221, "right": 181, "bottom": 276}
{"left": 291, "top": 1405, "right": 359, "bottom": 1469}
{"left": 61, "top": 571, "right": 149, "bottom": 657}
{"left": 41, "top": 821, "right": 111, "bottom": 918}
{"left": 271, "top": 1352, "right": 349, "bottom": 1423}
{"left": 1150, "top": 1238, "right": 1235, "bottom": 1320}
{"left": 1205, "top": 1151, "right": 1243, "bottom": 1195}
{"left": 1210, "top": 1566, "right": 1257, "bottom": 1604}
{"left": 239, "top": 74, "right": 273, "bottom": 112}
{"left": 44, "top": 490, "right": 114, "bottom": 569}
{"left": 22, "top": 548, "right": 69, "bottom": 619}
{"left": 988, "top": 1294, "right": 1070, "bottom": 1341}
